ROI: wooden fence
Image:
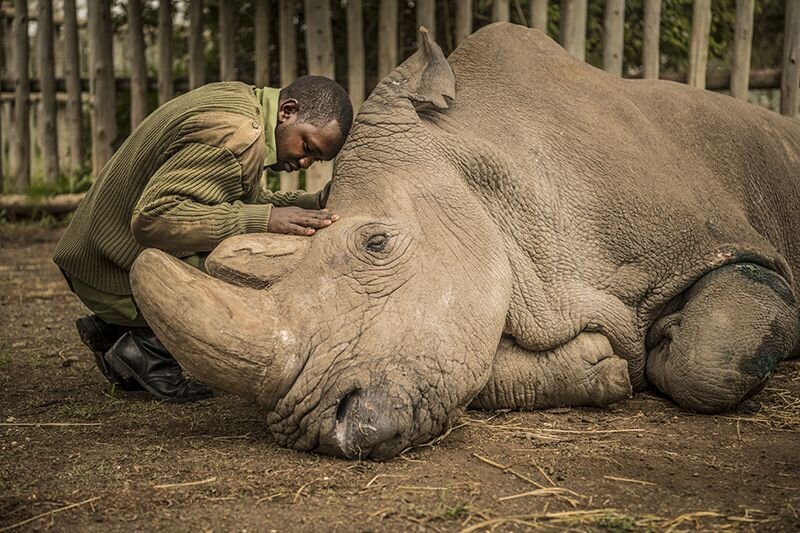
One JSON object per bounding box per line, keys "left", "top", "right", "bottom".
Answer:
{"left": 0, "top": 0, "right": 798, "bottom": 204}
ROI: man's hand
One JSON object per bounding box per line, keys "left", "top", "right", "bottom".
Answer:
{"left": 268, "top": 207, "right": 339, "bottom": 236}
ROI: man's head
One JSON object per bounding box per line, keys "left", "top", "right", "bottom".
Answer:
{"left": 272, "top": 76, "right": 353, "bottom": 173}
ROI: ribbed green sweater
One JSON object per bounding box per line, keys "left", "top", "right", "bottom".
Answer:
{"left": 53, "top": 82, "right": 323, "bottom": 295}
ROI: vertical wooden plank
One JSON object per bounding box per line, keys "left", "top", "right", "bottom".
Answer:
{"left": 129, "top": 0, "right": 148, "bottom": 129}
{"left": 643, "top": 0, "right": 661, "bottom": 79}
{"left": 188, "top": 0, "right": 205, "bottom": 89}
{"left": 688, "top": 0, "right": 712, "bottom": 89}
{"left": 560, "top": 0, "right": 587, "bottom": 61}
{"left": 38, "top": 0, "right": 59, "bottom": 184}
{"left": 730, "top": 0, "right": 754, "bottom": 101}
{"left": 455, "top": 0, "right": 472, "bottom": 46}
{"left": 304, "top": 0, "right": 335, "bottom": 193}
{"left": 493, "top": 0, "right": 509, "bottom": 23}
{"left": 279, "top": 0, "right": 298, "bottom": 191}
{"left": 530, "top": 0, "right": 548, "bottom": 34}
{"left": 88, "top": 0, "right": 116, "bottom": 175}
{"left": 603, "top": 0, "right": 624, "bottom": 76}
{"left": 53, "top": 19, "right": 67, "bottom": 171}
{"left": 279, "top": 0, "right": 297, "bottom": 85}
{"left": 63, "top": 0, "right": 83, "bottom": 173}
{"left": 0, "top": 12, "right": 5, "bottom": 189}
{"left": 781, "top": 0, "right": 800, "bottom": 117}
{"left": 13, "top": 0, "right": 31, "bottom": 191}
{"left": 255, "top": 0, "right": 270, "bottom": 87}
{"left": 417, "top": 0, "right": 435, "bottom": 43}
{"left": 378, "top": 0, "right": 397, "bottom": 80}
{"left": 158, "top": 0, "right": 173, "bottom": 104}
{"left": 219, "top": 0, "right": 235, "bottom": 81}
{"left": 347, "top": 0, "right": 365, "bottom": 111}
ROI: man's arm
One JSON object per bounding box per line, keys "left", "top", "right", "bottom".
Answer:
{"left": 131, "top": 142, "right": 272, "bottom": 252}
{"left": 253, "top": 180, "right": 332, "bottom": 210}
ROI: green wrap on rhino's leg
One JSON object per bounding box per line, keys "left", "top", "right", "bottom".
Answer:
{"left": 646, "top": 263, "right": 800, "bottom": 414}
{"left": 471, "top": 332, "right": 632, "bottom": 410}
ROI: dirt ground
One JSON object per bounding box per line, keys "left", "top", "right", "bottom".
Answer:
{"left": 1, "top": 224, "right": 799, "bottom": 532}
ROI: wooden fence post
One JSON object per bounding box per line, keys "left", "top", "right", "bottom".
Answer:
{"left": 378, "top": 0, "right": 397, "bottom": 80}
{"left": 560, "top": 0, "right": 587, "bottom": 61}
{"left": 0, "top": 14, "right": 3, "bottom": 189}
{"left": 37, "top": 0, "right": 58, "bottom": 184}
{"left": 189, "top": 0, "right": 205, "bottom": 89}
{"left": 347, "top": 0, "right": 365, "bottom": 111}
{"left": 88, "top": 0, "right": 115, "bottom": 175}
{"left": 730, "top": 0, "right": 754, "bottom": 101}
{"left": 158, "top": 0, "right": 173, "bottom": 104}
{"left": 688, "top": 0, "right": 712, "bottom": 89}
{"left": 530, "top": 0, "right": 548, "bottom": 34}
{"left": 255, "top": 0, "right": 269, "bottom": 87}
{"left": 13, "top": 0, "right": 31, "bottom": 192}
{"left": 63, "top": 0, "right": 82, "bottom": 173}
{"left": 642, "top": 0, "right": 661, "bottom": 79}
{"left": 493, "top": 0, "right": 509, "bottom": 22}
{"left": 417, "top": 0, "right": 435, "bottom": 43}
{"left": 603, "top": 0, "right": 624, "bottom": 76}
{"left": 279, "top": 0, "right": 298, "bottom": 191}
{"left": 128, "top": 0, "right": 148, "bottom": 129}
{"left": 455, "top": 0, "right": 472, "bottom": 46}
{"left": 220, "top": 0, "right": 236, "bottom": 81}
{"left": 781, "top": 0, "right": 800, "bottom": 117}
{"left": 304, "top": 0, "right": 335, "bottom": 193}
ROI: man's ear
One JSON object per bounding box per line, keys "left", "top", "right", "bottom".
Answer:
{"left": 278, "top": 99, "right": 299, "bottom": 124}
{"left": 389, "top": 26, "right": 456, "bottom": 110}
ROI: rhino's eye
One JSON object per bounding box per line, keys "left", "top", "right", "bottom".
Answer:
{"left": 364, "top": 233, "right": 389, "bottom": 252}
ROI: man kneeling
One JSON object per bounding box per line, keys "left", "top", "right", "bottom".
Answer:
{"left": 53, "top": 76, "right": 353, "bottom": 402}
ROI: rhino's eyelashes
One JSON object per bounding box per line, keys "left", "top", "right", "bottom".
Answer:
{"left": 365, "top": 234, "right": 389, "bottom": 252}
{"left": 348, "top": 222, "right": 411, "bottom": 267}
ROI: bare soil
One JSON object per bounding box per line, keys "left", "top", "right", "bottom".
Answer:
{"left": 1, "top": 224, "right": 799, "bottom": 532}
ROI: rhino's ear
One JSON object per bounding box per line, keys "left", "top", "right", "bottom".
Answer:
{"left": 394, "top": 27, "right": 456, "bottom": 109}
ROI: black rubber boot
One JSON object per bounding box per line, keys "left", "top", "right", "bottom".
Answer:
{"left": 75, "top": 314, "right": 143, "bottom": 391}
{"left": 104, "top": 329, "right": 214, "bottom": 403}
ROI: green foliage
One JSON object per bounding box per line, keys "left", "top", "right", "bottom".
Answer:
{"left": 25, "top": 172, "right": 92, "bottom": 198}
{"left": 597, "top": 512, "right": 639, "bottom": 533}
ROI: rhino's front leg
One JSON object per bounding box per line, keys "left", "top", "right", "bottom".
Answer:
{"left": 646, "top": 263, "right": 799, "bottom": 413}
{"left": 470, "top": 332, "right": 632, "bottom": 410}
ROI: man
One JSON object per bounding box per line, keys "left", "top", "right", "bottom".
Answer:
{"left": 53, "top": 76, "right": 353, "bottom": 402}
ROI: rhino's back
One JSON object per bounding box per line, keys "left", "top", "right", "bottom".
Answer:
{"left": 446, "top": 23, "right": 800, "bottom": 353}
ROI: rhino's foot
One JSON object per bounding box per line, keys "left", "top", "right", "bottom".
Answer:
{"left": 646, "top": 263, "right": 799, "bottom": 413}
{"left": 471, "top": 332, "right": 632, "bottom": 410}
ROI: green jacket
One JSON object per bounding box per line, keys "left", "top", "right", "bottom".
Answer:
{"left": 53, "top": 82, "right": 325, "bottom": 295}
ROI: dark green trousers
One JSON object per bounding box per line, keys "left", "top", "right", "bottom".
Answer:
{"left": 62, "top": 254, "right": 206, "bottom": 327}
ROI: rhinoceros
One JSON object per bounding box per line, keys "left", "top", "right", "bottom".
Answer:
{"left": 130, "top": 23, "right": 800, "bottom": 459}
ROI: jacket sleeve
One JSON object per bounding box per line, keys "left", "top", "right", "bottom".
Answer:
{"left": 253, "top": 180, "right": 332, "bottom": 210}
{"left": 131, "top": 142, "right": 272, "bottom": 252}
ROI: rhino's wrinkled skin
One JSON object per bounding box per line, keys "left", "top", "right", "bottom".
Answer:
{"left": 131, "top": 23, "right": 800, "bottom": 459}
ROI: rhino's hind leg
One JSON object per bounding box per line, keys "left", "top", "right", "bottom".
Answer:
{"left": 646, "top": 263, "right": 799, "bottom": 413}
{"left": 470, "top": 332, "right": 632, "bottom": 410}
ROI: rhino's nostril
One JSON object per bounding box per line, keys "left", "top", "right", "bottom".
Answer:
{"left": 336, "top": 388, "right": 361, "bottom": 424}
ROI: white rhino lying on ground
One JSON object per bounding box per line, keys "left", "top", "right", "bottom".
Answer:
{"left": 131, "top": 23, "right": 800, "bottom": 459}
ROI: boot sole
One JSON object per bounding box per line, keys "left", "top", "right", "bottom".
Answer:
{"left": 105, "top": 351, "right": 213, "bottom": 403}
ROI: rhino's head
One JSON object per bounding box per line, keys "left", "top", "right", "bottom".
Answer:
{"left": 131, "top": 29, "right": 512, "bottom": 459}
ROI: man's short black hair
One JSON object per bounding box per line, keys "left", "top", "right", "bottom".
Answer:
{"left": 280, "top": 75, "right": 353, "bottom": 140}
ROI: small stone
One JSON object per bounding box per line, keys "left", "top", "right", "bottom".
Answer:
{"left": 61, "top": 356, "right": 79, "bottom": 367}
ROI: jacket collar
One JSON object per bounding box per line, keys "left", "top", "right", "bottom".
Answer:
{"left": 254, "top": 87, "right": 280, "bottom": 168}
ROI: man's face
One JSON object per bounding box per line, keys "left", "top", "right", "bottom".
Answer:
{"left": 272, "top": 100, "right": 344, "bottom": 173}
